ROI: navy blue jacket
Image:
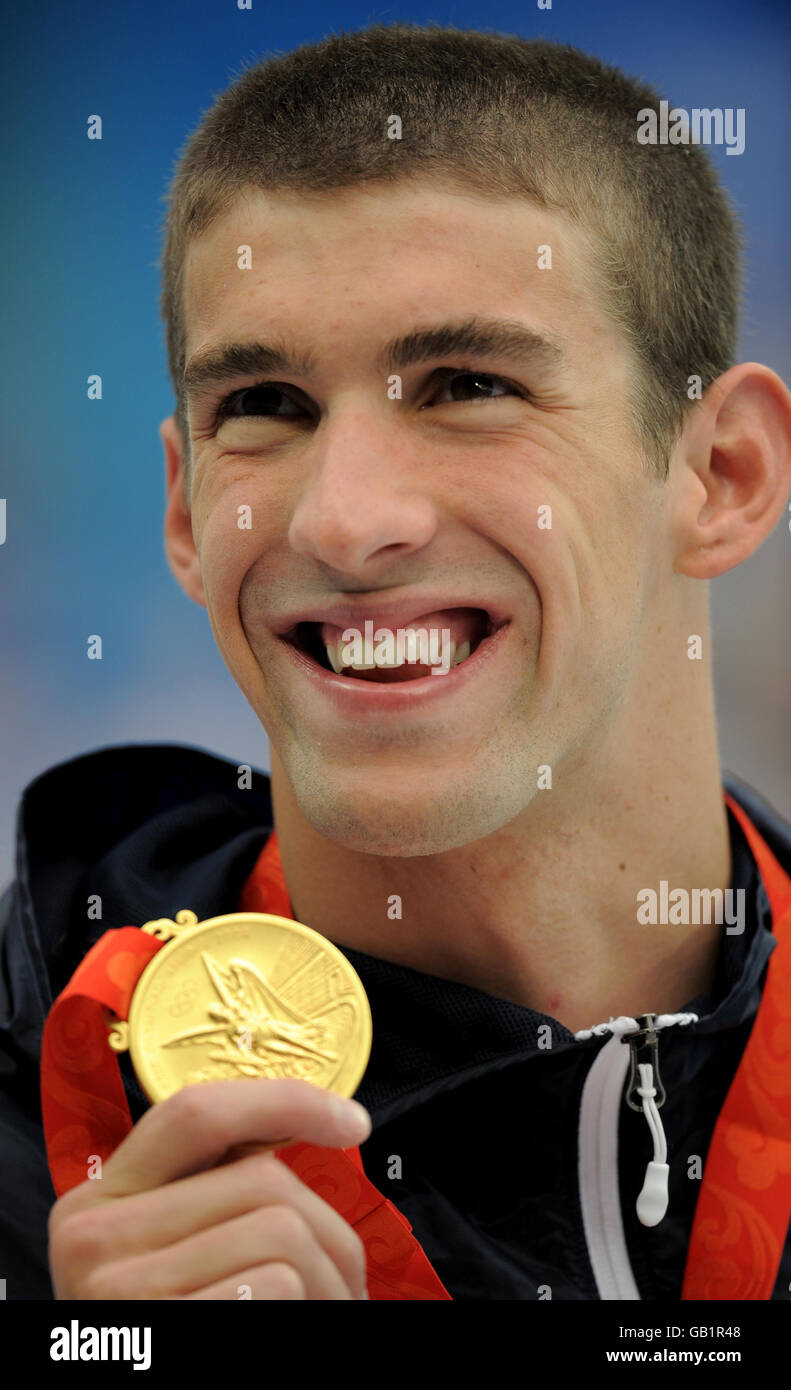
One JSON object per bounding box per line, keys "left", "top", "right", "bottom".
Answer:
{"left": 1, "top": 742, "right": 790, "bottom": 1299}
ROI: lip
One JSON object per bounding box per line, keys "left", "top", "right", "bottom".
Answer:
{"left": 273, "top": 595, "right": 513, "bottom": 639}
{"left": 275, "top": 615, "right": 513, "bottom": 713}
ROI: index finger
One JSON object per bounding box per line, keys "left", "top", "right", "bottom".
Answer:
{"left": 98, "top": 1079, "right": 371, "bottom": 1198}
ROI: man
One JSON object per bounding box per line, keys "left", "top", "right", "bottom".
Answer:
{"left": 2, "top": 23, "right": 790, "bottom": 1300}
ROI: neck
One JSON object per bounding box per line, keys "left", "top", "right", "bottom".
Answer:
{"left": 269, "top": 648, "right": 731, "bottom": 1037}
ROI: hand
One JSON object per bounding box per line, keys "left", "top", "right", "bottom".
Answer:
{"left": 48, "top": 1078, "right": 372, "bottom": 1300}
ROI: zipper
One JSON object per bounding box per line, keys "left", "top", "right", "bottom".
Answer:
{"left": 575, "top": 1011, "right": 698, "bottom": 1300}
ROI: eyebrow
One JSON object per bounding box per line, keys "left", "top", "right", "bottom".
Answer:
{"left": 182, "top": 317, "right": 568, "bottom": 399}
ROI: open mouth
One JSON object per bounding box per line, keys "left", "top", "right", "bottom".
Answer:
{"left": 280, "top": 607, "right": 500, "bottom": 683}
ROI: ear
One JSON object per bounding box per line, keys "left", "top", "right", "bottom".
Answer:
{"left": 160, "top": 415, "right": 207, "bottom": 607}
{"left": 673, "top": 363, "right": 791, "bottom": 579}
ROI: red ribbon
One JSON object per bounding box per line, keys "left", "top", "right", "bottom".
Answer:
{"left": 680, "top": 795, "right": 791, "bottom": 1299}
{"left": 40, "top": 795, "right": 791, "bottom": 1300}
{"left": 40, "top": 836, "right": 450, "bottom": 1300}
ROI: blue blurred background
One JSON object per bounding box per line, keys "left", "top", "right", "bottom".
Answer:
{"left": 2, "top": 0, "right": 790, "bottom": 883}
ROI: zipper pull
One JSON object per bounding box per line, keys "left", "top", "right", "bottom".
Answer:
{"left": 624, "top": 1012, "right": 666, "bottom": 1109}
{"left": 622, "top": 1014, "right": 670, "bottom": 1227}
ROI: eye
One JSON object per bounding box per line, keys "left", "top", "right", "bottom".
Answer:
{"left": 215, "top": 382, "right": 308, "bottom": 423}
{"left": 425, "top": 370, "right": 526, "bottom": 406}
{"left": 212, "top": 369, "right": 526, "bottom": 429}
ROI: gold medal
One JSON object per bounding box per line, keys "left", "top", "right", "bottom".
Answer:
{"left": 108, "top": 910, "right": 372, "bottom": 1106}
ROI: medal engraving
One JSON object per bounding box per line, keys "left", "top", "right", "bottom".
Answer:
{"left": 119, "top": 912, "right": 372, "bottom": 1105}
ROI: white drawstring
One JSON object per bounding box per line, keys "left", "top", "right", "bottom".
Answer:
{"left": 574, "top": 1011, "right": 699, "bottom": 1041}
{"left": 574, "top": 1012, "right": 698, "bottom": 1228}
{"left": 634, "top": 1061, "right": 669, "bottom": 1226}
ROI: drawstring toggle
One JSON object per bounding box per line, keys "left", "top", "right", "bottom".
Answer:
{"left": 623, "top": 1014, "right": 670, "bottom": 1227}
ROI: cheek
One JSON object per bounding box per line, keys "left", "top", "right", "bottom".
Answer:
{"left": 502, "top": 488, "right": 640, "bottom": 699}
{"left": 195, "top": 482, "right": 278, "bottom": 626}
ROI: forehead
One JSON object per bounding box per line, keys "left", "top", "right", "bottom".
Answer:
{"left": 182, "top": 178, "right": 620, "bottom": 376}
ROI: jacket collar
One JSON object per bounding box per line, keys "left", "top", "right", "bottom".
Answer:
{"left": 4, "top": 744, "right": 786, "bottom": 1117}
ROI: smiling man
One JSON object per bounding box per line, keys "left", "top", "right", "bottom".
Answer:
{"left": 168, "top": 179, "right": 736, "bottom": 1025}
{"left": 2, "top": 23, "right": 791, "bottom": 1303}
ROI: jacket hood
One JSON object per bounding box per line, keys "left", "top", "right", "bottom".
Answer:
{"left": 3, "top": 742, "right": 791, "bottom": 1127}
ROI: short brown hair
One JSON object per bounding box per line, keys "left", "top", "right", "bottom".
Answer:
{"left": 158, "top": 22, "right": 743, "bottom": 479}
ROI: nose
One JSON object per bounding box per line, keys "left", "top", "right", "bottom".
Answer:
{"left": 287, "top": 408, "right": 439, "bottom": 573}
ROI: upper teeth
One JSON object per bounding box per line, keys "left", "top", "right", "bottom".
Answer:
{"left": 325, "top": 637, "right": 472, "bottom": 674}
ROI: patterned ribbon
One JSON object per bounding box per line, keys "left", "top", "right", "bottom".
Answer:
{"left": 40, "top": 794, "right": 791, "bottom": 1300}
{"left": 40, "top": 835, "right": 451, "bottom": 1300}
{"left": 680, "top": 795, "right": 791, "bottom": 1299}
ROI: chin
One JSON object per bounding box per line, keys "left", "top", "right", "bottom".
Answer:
{"left": 290, "top": 765, "right": 527, "bottom": 858}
